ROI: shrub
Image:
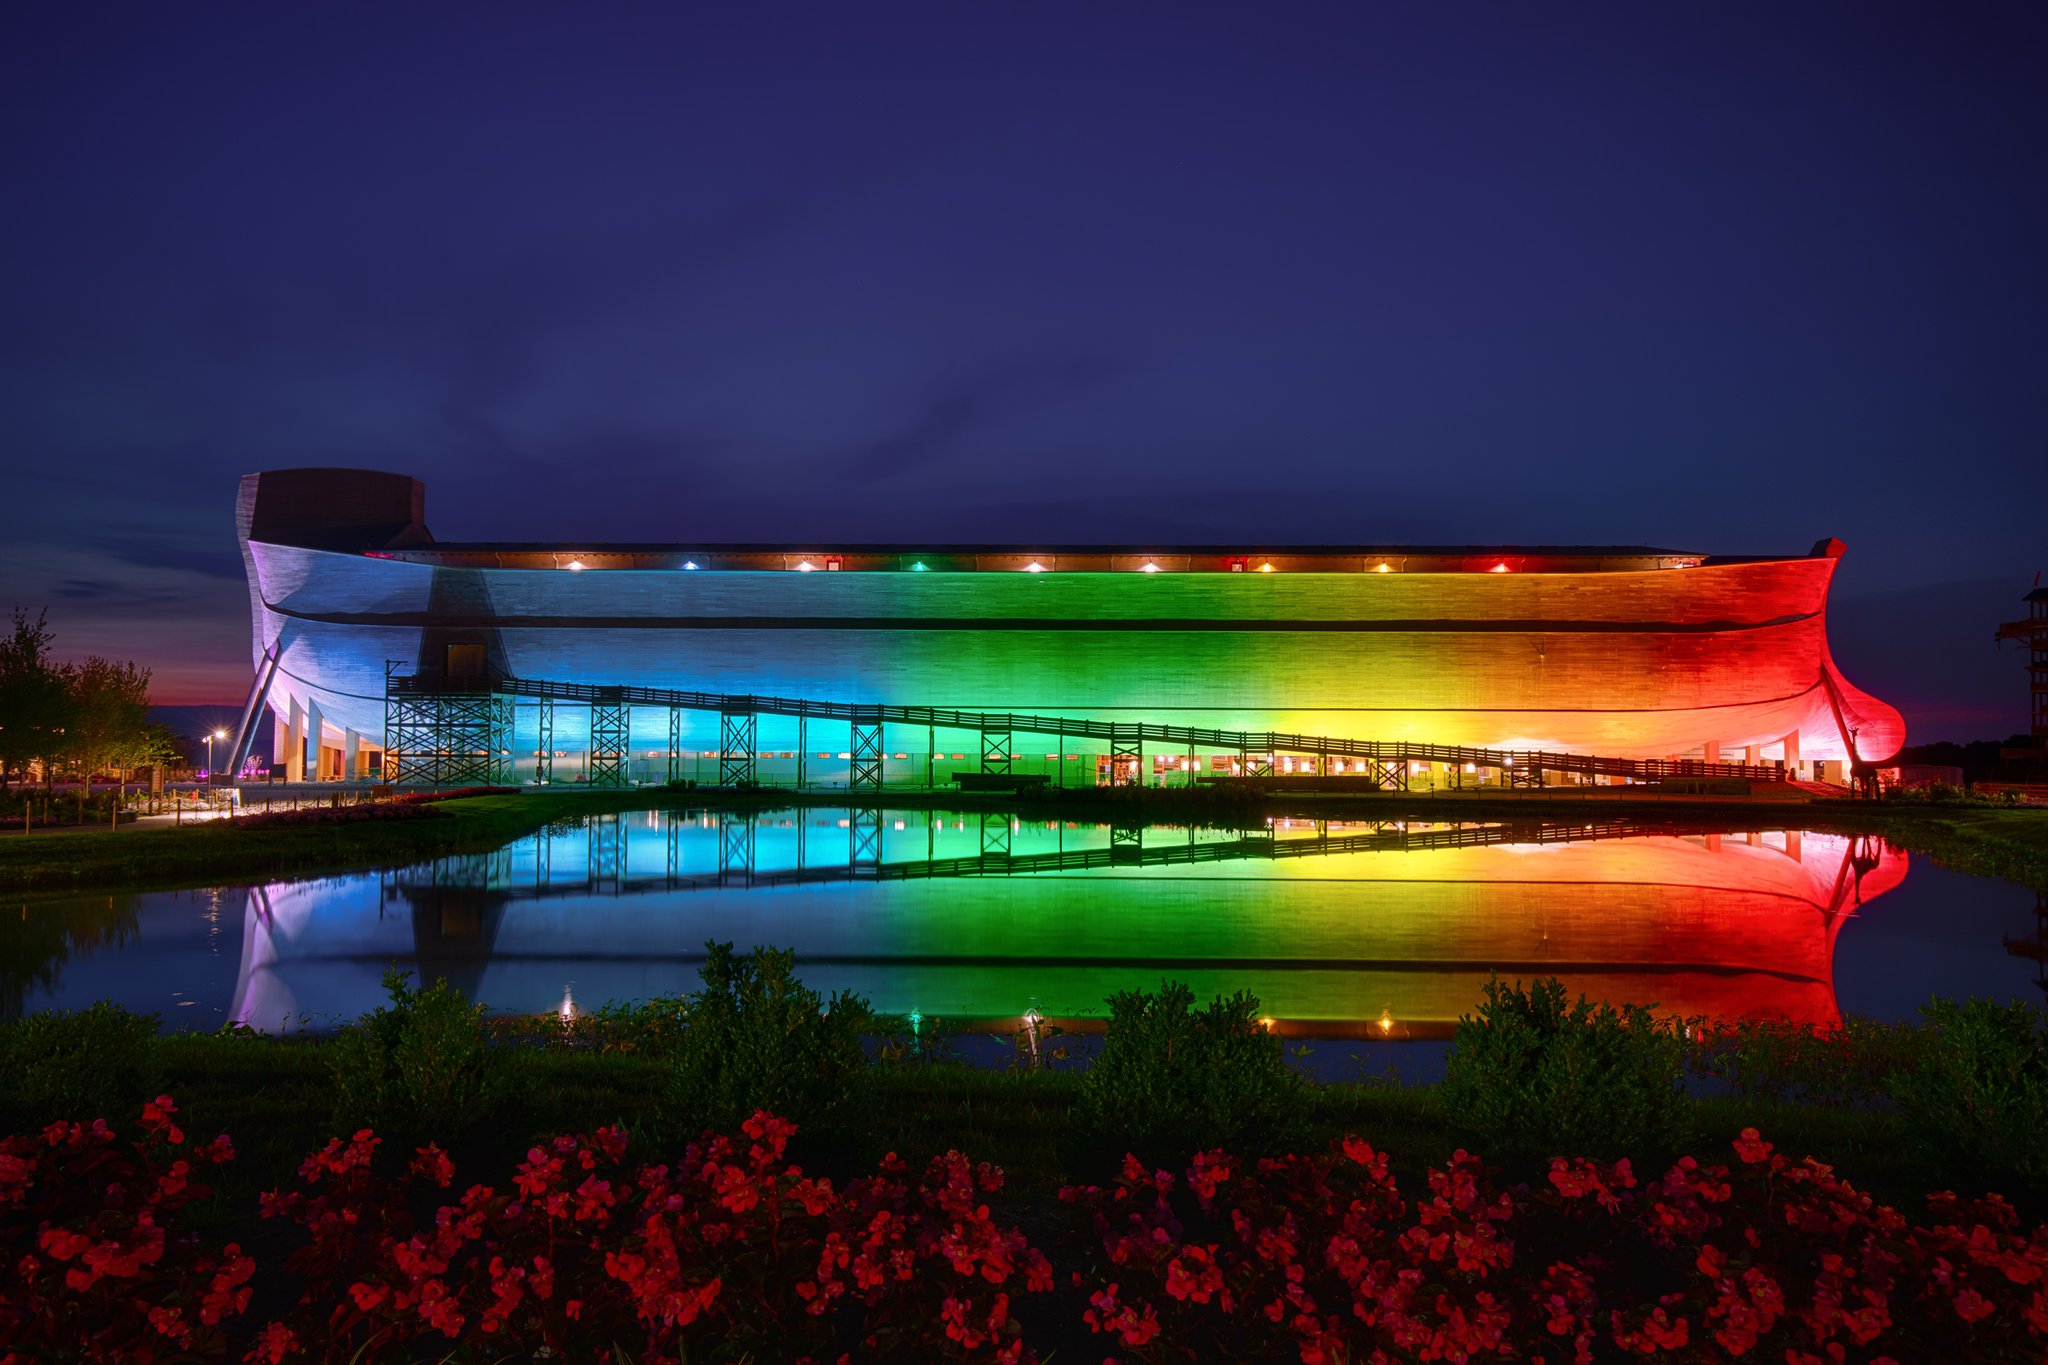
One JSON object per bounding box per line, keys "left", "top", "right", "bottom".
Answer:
{"left": 1443, "top": 976, "right": 1690, "bottom": 1162}
{"left": 328, "top": 968, "right": 507, "bottom": 1140}
{"left": 1889, "top": 996, "right": 2048, "bottom": 1197}
{"left": 659, "top": 942, "right": 869, "bottom": 1138}
{"left": 0, "top": 1001, "right": 158, "bottom": 1128}
{"left": 1071, "top": 981, "right": 1305, "bottom": 1169}
{"left": 1690, "top": 1014, "right": 1930, "bottom": 1105}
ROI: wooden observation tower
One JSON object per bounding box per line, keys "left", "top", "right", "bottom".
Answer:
{"left": 1996, "top": 582, "right": 2048, "bottom": 742}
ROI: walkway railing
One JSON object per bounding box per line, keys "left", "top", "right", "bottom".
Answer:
{"left": 383, "top": 666, "right": 1785, "bottom": 790}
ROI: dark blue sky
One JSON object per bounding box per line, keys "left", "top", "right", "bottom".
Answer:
{"left": 3, "top": 3, "right": 2042, "bottom": 733}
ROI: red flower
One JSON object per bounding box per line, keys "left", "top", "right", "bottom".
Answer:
{"left": 410, "top": 1144, "right": 456, "bottom": 1187}
{"left": 1732, "top": 1128, "right": 1774, "bottom": 1165}
{"left": 140, "top": 1095, "right": 185, "bottom": 1146}
{"left": 243, "top": 1322, "right": 298, "bottom": 1363}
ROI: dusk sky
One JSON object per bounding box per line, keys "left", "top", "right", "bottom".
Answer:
{"left": 3, "top": 4, "right": 2043, "bottom": 736}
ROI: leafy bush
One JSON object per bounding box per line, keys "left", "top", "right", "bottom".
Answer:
{"left": 1443, "top": 976, "right": 1690, "bottom": 1162}
{"left": 659, "top": 941, "right": 870, "bottom": 1138}
{"left": 328, "top": 968, "right": 507, "bottom": 1140}
{"left": 0, "top": 1001, "right": 158, "bottom": 1128}
{"left": 1690, "top": 1014, "right": 1930, "bottom": 1105}
{"left": 1071, "top": 981, "right": 1305, "bottom": 1169}
{"left": 1889, "top": 996, "right": 2048, "bottom": 1197}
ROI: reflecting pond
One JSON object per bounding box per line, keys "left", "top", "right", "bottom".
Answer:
{"left": 7, "top": 808, "right": 2044, "bottom": 1035}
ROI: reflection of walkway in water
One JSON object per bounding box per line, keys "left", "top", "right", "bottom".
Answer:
{"left": 391, "top": 811, "right": 1892, "bottom": 918}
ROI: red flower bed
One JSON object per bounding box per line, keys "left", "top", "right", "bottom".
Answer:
{"left": 387, "top": 785, "right": 520, "bottom": 804}
{"left": 251, "top": 1109, "right": 1045, "bottom": 1363}
{"left": 1059, "top": 1131, "right": 2048, "bottom": 1362}
{"left": 232, "top": 786, "right": 517, "bottom": 831}
{"left": 0, "top": 1097, "right": 247, "bottom": 1364}
{"left": 232, "top": 802, "right": 446, "bottom": 831}
{"left": 3, "top": 1100, "right": 2046, "bottom": 1362}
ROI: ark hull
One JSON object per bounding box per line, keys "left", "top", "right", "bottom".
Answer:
{"left": 235, "top": 468, "right": 1905, "bottom": 773}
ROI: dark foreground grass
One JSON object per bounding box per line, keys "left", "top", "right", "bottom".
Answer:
{"left": 109, "top": 1033, "right": 1951, "bottom": 1224}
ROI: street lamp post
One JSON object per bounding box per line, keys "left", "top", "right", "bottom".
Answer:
{"left": 198, "top": 729, "right": 227, "bottom": 825}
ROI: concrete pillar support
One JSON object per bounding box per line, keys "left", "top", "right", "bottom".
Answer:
{"left": 306, "top": 698, "right": 324, "bottom": 781}
{"left": 284, "top": 698, "right": 305, "bottom": 783}
{"left": 344, "top": 728, "right": 361, "bottom": 780}
{"left": 1702, "top": 741, "right": 1720, "bottom": 764}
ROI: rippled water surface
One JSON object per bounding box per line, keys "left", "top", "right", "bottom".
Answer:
{"left": 8, "top": 808, "right": 2042, "bottom": 1035}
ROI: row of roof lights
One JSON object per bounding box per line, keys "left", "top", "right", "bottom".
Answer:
{"left": 554, "top": 556, "right": 1528, "bottom": 572}
{"left": 539, "top": 554, "right": 1696, "bottom": 573}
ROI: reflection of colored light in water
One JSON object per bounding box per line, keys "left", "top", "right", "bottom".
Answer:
{"left": 218, "top": 813, "right": 1909, "bottom": 1039}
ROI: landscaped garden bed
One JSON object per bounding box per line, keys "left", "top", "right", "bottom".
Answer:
{"left": 5, "top": 949, "right": 2048, "bottom": 1360}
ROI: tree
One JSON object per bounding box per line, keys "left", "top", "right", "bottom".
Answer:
{"left": 64, "top": 656, "right": 156, "bottom": 820}
{"left": 0, "top": 608, "right": 71, "bottom": 790}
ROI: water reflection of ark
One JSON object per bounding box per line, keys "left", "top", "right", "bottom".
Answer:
{"left": 229, "top": 813, "right": 1909, "bottom": 1038}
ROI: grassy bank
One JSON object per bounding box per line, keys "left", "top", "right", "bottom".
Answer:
{"left": 1811, "top": 803, "right": 2048, "bottom": 889}
{"left": 6, "top": 782, "right": 2047, "bottom": 895}
{"left": 0, "top": 790, "right": 715, "bottom": 895}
